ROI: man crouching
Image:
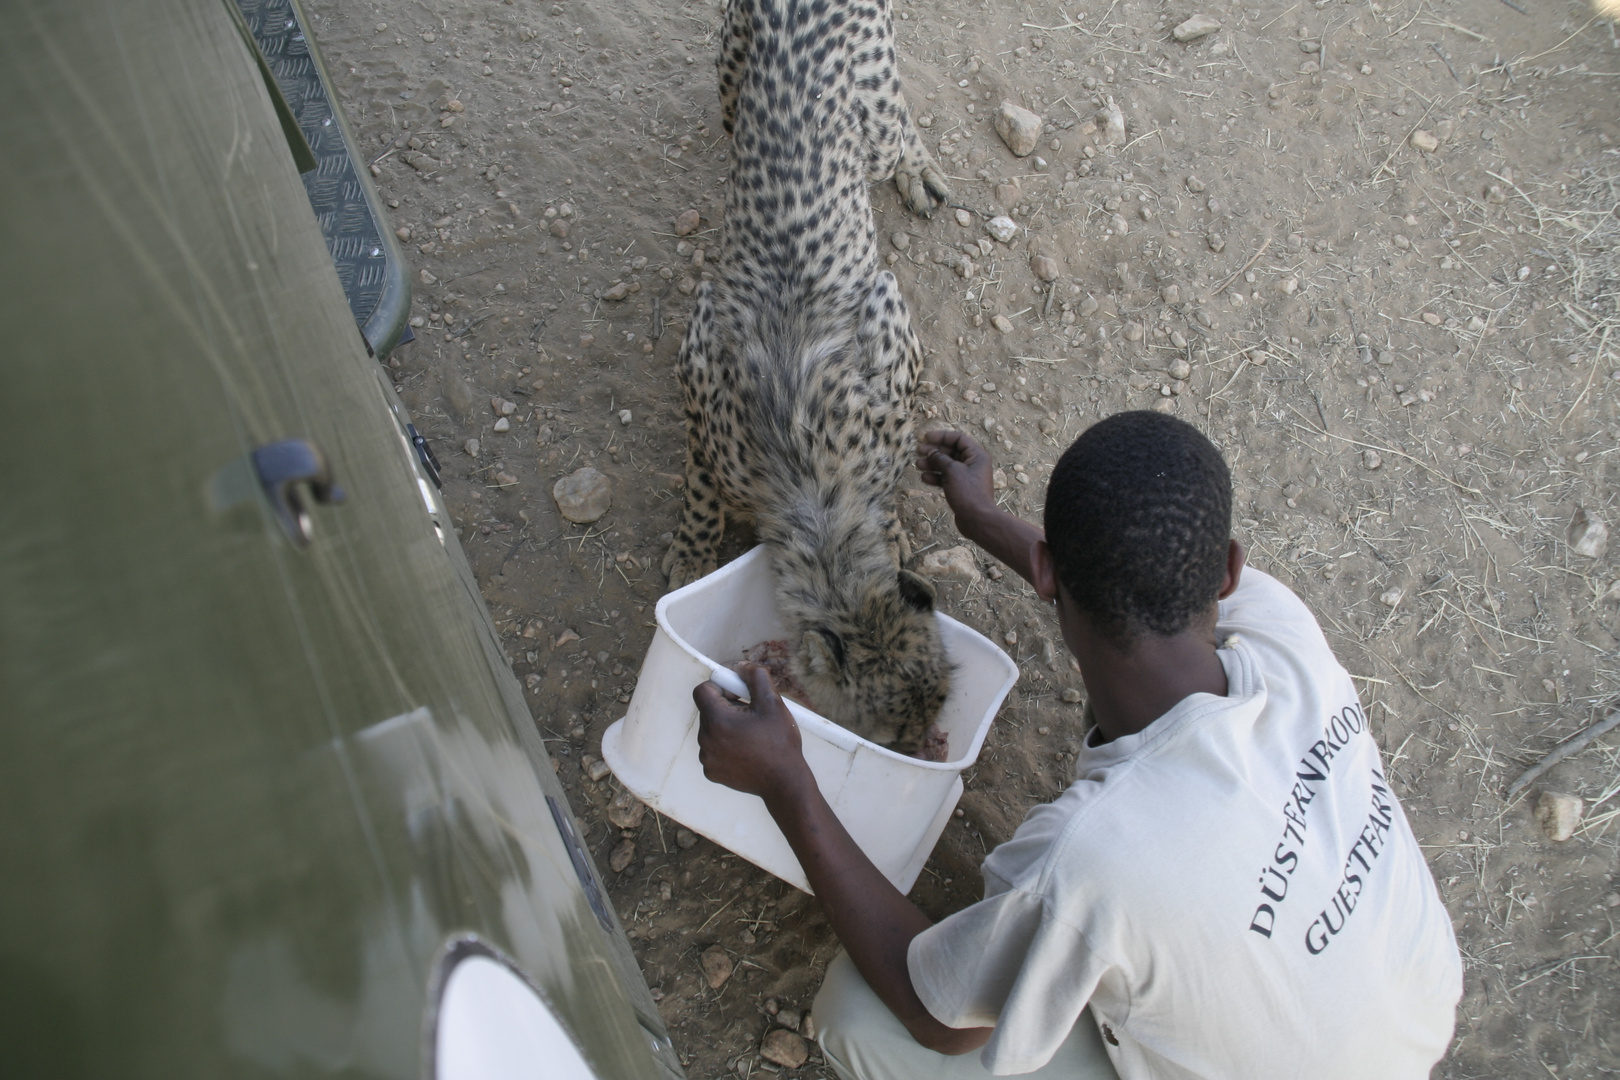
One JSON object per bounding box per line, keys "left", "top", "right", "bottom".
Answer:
{"left": 694, "top": 411, "right": 1462, "bottom": 1079}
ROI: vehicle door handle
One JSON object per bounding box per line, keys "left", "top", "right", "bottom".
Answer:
{"left": 251, "top": 438, "right": 346, "bottom": 547}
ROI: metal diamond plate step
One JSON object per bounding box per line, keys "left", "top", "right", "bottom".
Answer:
{"left": 235, "top": 0, "right": 411, "bottom": 358}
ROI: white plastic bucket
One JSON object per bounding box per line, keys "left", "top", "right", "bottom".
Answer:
{"left": 601, "top": 545, "right": 1018, "bottom": 893}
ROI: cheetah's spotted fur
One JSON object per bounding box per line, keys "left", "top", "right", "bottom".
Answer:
{"left": 661, "top": 0, "right": 952, "bottom": 753}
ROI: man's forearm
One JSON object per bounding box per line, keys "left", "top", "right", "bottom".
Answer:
{"left": 956, "top": 505, "right": 1045, "bottom": 590}
{"left": 764, "top": 778, "right": 992, "bottom": 1055}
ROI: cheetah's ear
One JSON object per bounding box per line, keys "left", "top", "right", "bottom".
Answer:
{"left": 801, "top": 628, "right": 846, "bottom": 676}
{"left": 897, "top": 570, "right": 936, "bottom": 612}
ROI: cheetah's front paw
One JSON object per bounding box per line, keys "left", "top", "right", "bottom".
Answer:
{"left": 662, "top": 547, "right": 718, "bottom": 592}
{"left": 894, "top": 147, "right": 952, "bottom": 217}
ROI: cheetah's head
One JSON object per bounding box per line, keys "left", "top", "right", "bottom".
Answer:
{"left": 793, "top": 570, "right": 952, "bottom": 757}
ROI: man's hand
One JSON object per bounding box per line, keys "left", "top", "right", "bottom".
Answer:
{"left": 916, "top": 428, "right": 1049, "bottom": 594}
{"left": 916, "top": 429, "right": 998, "bottom": 535}
{"left": 694, "top": 663, "right": 812, "bottom": 802}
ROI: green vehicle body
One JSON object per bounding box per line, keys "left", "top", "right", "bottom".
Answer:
{"left": 0, "top": 2, "right": 680, "bottom": 1076}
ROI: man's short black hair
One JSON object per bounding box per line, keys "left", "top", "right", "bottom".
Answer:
{"left": 1043, "top": 411, "right": 1232, "bottom": 648}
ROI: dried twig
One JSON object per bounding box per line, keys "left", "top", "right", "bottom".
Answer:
{"left": 1205, "top": 237, "right": 1272, "bottom": 300}
{"left": 1505, "top": 710, "right": 1620, "bottom": 800}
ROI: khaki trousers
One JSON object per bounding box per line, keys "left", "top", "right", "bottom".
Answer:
{"left": 811, "top": 952, "right": 1121, "bottom": 1080}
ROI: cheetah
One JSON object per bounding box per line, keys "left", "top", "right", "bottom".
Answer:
{"left": 661, "top": 0, "right": 952, "bottom": 754}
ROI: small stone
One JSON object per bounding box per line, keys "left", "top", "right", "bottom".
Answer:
{"left": 1208, "top": 233, "right": 1225, "bottom": 253}
{"left": 1078, "top": 295, "right": 1099, "bottom": 317}
{"left": 1569, "top": 508, "right": 1609, "bottom": 558}
{"left": 492, "top": 396, "right": 517, "bottom": 416}
{"left": 994, "top": 181, "right": 1022, "bottom": 209}
{"left": 1161, "top": 283, "right": 1181, "bottom": 304}
{"left": 464, "top": 438, "right": 481, "bottom": 457}
{"left": 418, "top": 268, "right": 438, "bottom": 285}
{"left": 776, "top": 1009, "right": 802, "bottom": 1032}
{"left": 676, "top": 828, "right": 698, "bottom": 849}
{"left": 492, "top": 418, "right": 511, "bottom": 433}
{"left": 1030, "top": 255, "right": 1060, "bottom": 282}
{"left": 608, "top": 838, "right": 637, "bottom": 873}
{"left": 1172, "top": 14, "right": 1222, "bottom": 41}
{"left": 701, "top": 945, "right": 734, "bottom": 989}
{"left": 1362, "top": 449, "right": 1383, "bottom": 470}
{"left": 550, "top": 219, "right": 570, "bottom": 239}
{"left": 552, "top": 467, "right": 613, "bottom": 523}
{"left": 1378, "top": 586, "right": 1405, "bottom": 608}
{"left": 494, "top": 469, "right": 518, "bottom": 486}
{"left": 618, "top": 408, "right": 633, "bottom": 425}
{"left": 674, "top": 209, "right": 701, "bottom": 235}
{"left": 1536, "top": 791, "right": 1583, "bottom": 843}
{"left": 555, "top": 628, "right": 581, "bottom": 648}
{"left": 1279, "top": 277, "right": 1299, "bottom": 296}
{"left": 1109, "top": 213, "right": 1130, "bottom": 236}
{"left": 607, "top": 790, "right": 648, "bottom": 829}
{"left": 1061, "top": 688, "right": 1083, "bottom": 703}
{"left": 760, "top": 1030, "right": 810, "bottom": 1070}
{"left": 1122, "top": 322, "right": 1145, "bottom": 342}
{"left": 955, "top": 207, "right": 973, "bottom": 227}
{"left": 920, "top": 545, "right": 982, "bottom": 582}
{"left": 1410, "top": 129, "right": 1439, "bottom": 153}
{"left": 891, "top": 231, "right": 911, "bottom": 251}
{"left": 985, "top": 215, "right": 1018, "bottom": 243}
{"left": 586, "top": 757, "right": 612, "bottom": 782}
{"left": 994, "top": 101, "right": 1044, "bottom": 156}
{"left": 1170, "top": 330, "right": 1188, "bottom": 348}
{"left": 1169, "top": 358, "right": 1192, "bottom": 380}
{"left": 600, "top": 281, "right": 631, "bottom": 301}
{"left": 1099, "top": 98, "right": 1127, "bottom": 146}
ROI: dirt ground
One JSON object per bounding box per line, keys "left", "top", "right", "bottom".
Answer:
{"left": 304, "top": 0, "right": 1619, "bottom": 1073}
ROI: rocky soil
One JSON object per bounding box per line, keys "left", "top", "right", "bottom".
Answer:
{"left": 306, "top": 0, "right": 1620, "bottom": 1074}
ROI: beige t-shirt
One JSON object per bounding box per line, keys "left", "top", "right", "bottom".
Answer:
{"left": 908, "top": 568, "right": 1462, "bottom": 1078}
